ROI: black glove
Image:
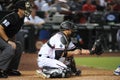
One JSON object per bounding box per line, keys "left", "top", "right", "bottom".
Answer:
{"left": 90, "top": 38, "right": 104, "bottom": 55}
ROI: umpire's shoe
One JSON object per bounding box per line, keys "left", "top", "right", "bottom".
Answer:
{"left": 6, "top": 69, "right": 21, "bottom": 76}
{"left": 71, "top": 69, "right": 81, "bottom": 76}
{"left": 0, "top": 70, "right": 8, "bottom": 78}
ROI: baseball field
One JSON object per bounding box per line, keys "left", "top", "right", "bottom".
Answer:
{"left": 0, "top": 52, "right": 120, "bottom": 80}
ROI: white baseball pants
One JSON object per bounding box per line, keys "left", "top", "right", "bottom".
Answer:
{"left": 37, "top": 57, "right": 67, "bottom": 69}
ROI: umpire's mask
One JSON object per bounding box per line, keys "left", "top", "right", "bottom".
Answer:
{"left": 24, "top": 1, "right": 32, "bottom": 17}
{"left": 15, "top": 0, "right": 32, "bottom": 17}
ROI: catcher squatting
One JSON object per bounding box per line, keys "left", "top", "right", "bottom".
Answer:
{"left": 36, "top": 21, "right": 103, "bottom": 79}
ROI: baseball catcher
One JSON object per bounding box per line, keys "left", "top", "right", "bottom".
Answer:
{"left": 36, "top": 21, "right": 103, "bottom": 79}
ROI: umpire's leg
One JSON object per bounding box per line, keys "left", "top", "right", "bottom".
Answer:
{"left": 7, "top": 41, "right": 22, "bottom": 74}
{"left": 0, "top": 38, "right": 15, "bottom": 70}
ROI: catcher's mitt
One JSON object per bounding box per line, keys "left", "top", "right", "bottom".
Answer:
{"left": 90, "top": 36, "right": 104, "bottom": 55}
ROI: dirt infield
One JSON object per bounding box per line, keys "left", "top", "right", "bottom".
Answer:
{"left": 0, "top": 53, "right": 120, "bottom": 80}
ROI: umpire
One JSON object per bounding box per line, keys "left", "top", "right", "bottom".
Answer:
{"left": 0, "top": 0, "right": 32, "bottom": 78}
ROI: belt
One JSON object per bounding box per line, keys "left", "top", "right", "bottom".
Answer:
{"left": 39, "top": 54, "right": 50, "bottom": 58}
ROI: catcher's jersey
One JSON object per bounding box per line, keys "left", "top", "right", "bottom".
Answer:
{"left": 38, "top": 32, "right": 76, "bottom": 59}
{"left": 0, "top": 12, "right": 24, "bottom": 38}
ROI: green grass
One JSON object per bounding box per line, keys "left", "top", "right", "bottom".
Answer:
{"left": 75, "top": 57, "right": 120, "bottom": 70}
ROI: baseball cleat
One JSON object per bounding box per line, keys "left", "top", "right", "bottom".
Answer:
{"left": 114, "top": 66, "right": 120, "bottom": 76}
{"left": 36, "top": 70, "right": 49, "bottom": 79}
{"left": 72, "top": 69, "right": 81, "bottom": 76}
{"left": 75, "top": 69, "right": 81, "bottom": 76}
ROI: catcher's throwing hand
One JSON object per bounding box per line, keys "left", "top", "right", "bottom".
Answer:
{"left": 81, "top": 49, "right": 90, "bottom": 55}
{"left": 73, "top": 49, "right": 81, "bottom": 55}
{"left": 73, "top": 49, "right": 90, "bottom": 55}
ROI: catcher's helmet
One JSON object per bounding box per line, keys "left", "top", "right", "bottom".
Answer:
{"left": 60, "top": 21, "right": 75, "bottom": 31}
{"left": 15, "top": 0, "right": 32, "bottom": 17}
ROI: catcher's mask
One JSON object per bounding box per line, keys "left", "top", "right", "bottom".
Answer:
{"left": 60, "top": 21, "right": 75, "bottom": 31}
{"left": 15, "top": 0, "right": 32, "bottom": 17}
{"left": 60, "top": 21, "right": 77, "bottom": 37}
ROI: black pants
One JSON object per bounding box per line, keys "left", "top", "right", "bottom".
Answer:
{"left": 0, "top": 38, "right": 22, "bottom": 70}
{"left": 117, "top": 29, "right": 120, "bottom": 50}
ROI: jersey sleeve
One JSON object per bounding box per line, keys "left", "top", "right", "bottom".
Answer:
{"left": 49, "top": 34, "right": 57, "bottom": 47}
{"left": 0, "top": 17, "right": 11, "bottom": 28}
